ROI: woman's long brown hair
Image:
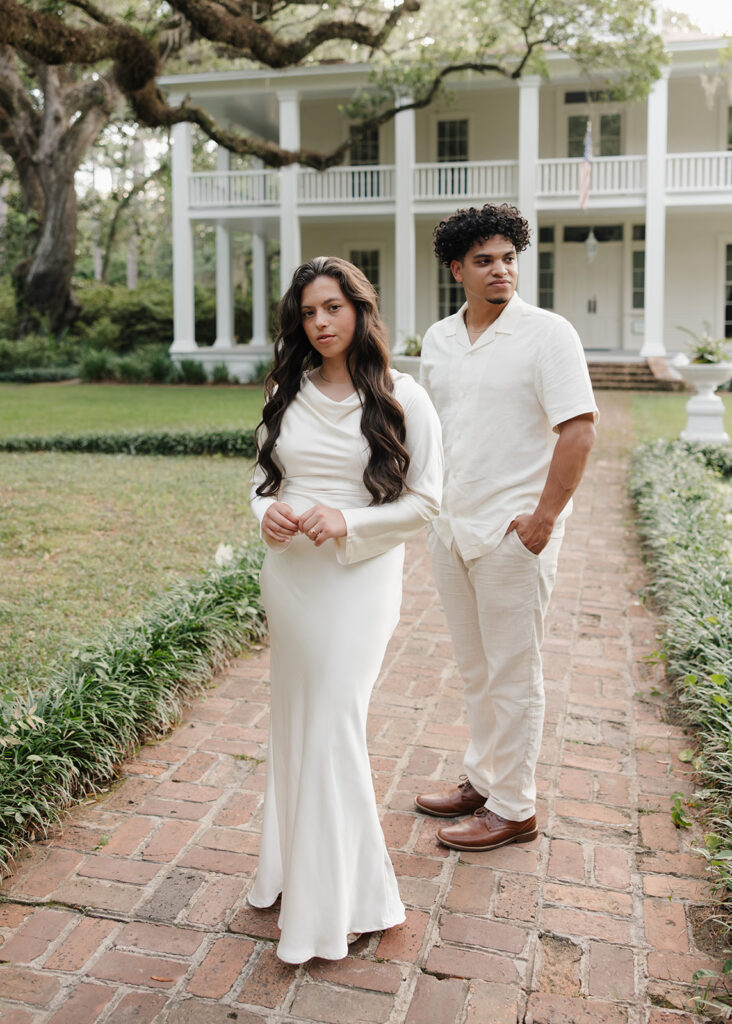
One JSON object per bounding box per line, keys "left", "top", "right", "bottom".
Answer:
{"left": 255, "top": 256, "right": 410, "bottom": 505}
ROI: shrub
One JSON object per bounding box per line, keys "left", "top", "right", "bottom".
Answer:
{"left": 250, "top": 357, "right": 274, "bottom": 385}
{"left": 0, "top": 543, "right": 266, "bottom": 868}
{"left": 212, "top": 363, "right": 231, "bottom": 385}
{"left": 0, "top": 333, "right": 62, "bottom": 372}
{"left": 0, "top": 428, "right": 258, "bottom": 457}
{"left": 80, "top": 348, "right": 116, "bottom": 382}
{"left": 144, "top": 347, "right": 176, "bottom": 384}
{"left": 76, "top": 314, "right": 121, "bottom": 350}
{"left": 630, "top": 441, "right": 732, "bottom": 936}
{"left": 178, "top": 358, "right": 208, "bottom": 385}
{"left": 0, "top": 366, "right": 79, "bottom": 383}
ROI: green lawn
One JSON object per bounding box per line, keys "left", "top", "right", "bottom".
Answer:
{"left": 0, "top": 383, "right": 265, "bottom": 437}
{"left": 630, "top": 391, "right": 732, "bottom": 441}
{"left": 0, "top": 452, "right": 257, "bottom": 697}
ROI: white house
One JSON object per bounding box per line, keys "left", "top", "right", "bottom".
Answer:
{"left": 160, "top": 34, "right": 732, "bottom": 381}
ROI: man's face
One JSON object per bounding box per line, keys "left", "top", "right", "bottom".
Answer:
{"left": 450, "top": 235, "right": 518, "bottom": 307}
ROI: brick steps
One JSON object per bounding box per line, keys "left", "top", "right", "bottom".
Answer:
{"left": 588, "top": 360, "right": 683, "bottom": 391}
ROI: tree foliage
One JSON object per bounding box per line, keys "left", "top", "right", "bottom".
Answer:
{"left": 0, "top": 0, "right": 667, "bottom": 333}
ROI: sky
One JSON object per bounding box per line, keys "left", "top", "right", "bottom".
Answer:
{"left": 663, "top": 0, "right": 732, "bottom": 35}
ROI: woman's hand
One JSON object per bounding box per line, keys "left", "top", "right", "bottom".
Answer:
{"left": 261, "top": 501, "right": 300, "bottom": 544}
{"left": 299, "top": 505, "right": 347, "bottom": 547}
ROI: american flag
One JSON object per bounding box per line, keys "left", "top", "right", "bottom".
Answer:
{"left": 579, "top": 120, "right": 592, "bottom": 209}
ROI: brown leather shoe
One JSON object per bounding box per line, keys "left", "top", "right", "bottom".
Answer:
{"left": 415, "top": 776, "right": 487, "bottom": 818}
{"left": 436, "top": 807, "right": 538, "bottom": 851}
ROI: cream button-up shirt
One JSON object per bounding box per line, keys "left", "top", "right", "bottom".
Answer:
{"left": 420, "top": 293, "right": 598, "bottom": 561}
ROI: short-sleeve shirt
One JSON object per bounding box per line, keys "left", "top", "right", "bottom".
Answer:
{"left": 420, "top": 292, "right": 598, "bottom": 561}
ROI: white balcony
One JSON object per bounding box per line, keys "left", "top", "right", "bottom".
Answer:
{"left": 413, "top": 161, "right": 518, "bottom": 202}
{"left": 666, "top": 152, "right": 732, "bottom": 201}
{"left": 186, "top": 151, "right": 732, "bottom": 214}
{"left": 537, "top": 156, "right": 646, "bottom": 201}
{"left": 298, "top": 165, "right": 395, "bottom": 204}
{"left": 188, "top": 169, "right": 279, "bottom": 208}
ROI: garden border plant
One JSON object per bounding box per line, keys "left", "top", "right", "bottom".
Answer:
{"left": 630, "top": 441, "right": 732, "bottom": 963}
{"left": 0, "top": 544, "right": 266, "bottom": 871}
{"left": 0, "top": 428, "right": 257, "bottom": 457}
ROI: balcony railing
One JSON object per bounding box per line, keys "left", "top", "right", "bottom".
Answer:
{"left": 188, "top": 170, "right": 279, "bottom": 207}
{"left": 537, "top": 156, "right": 646, "bottom": 197}
{"left": 187, "top": 152, "right": 732, "bottom": 210}
{"left": 414, "top": 160, "right": 518, "bottom": 201}
{"left": 666, "top": 152, "right": 732, "bottom": 192}
{"left": 298, "top": 165, "right": 395, "bottom": 203}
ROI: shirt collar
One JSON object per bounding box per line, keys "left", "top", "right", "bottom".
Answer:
{"left": 452, "top": 292, "right": 525, "bottom": 349}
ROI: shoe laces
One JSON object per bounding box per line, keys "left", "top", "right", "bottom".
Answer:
{"left": 457, "top": 775, "right": 472, "bottom": 792}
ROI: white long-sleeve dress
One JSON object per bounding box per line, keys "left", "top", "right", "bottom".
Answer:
{"left": 248, "top": 369, "right": 443, "bottom": 964}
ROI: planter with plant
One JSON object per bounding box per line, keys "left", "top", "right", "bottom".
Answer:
{"left": 672, "top": 325, "right": 732, "bottom": 445}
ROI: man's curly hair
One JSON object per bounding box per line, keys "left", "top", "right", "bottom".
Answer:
{"left": 433, "top": 204, "right": 532, "bottom": 268}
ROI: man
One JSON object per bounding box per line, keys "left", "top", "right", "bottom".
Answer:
{"left": 416, "top": 203, "right": 597, "bottom": 852}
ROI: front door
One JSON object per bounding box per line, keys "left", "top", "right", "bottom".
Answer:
{"left": 556, "top": 241, "right": 623, "bottom": 350}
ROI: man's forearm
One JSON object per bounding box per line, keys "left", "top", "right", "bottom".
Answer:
{"left": 534, "top": 415, "right": 596, "bottom": 527}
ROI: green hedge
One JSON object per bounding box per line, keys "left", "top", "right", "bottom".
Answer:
{"left": 0, "top": 428, "right": 257, "bottom": 457}
{"left": 630, "top": 441, "right": 732, "bottom": 920}
{"left": 0, "top": 366, "right": 80, "bottom": 383}
{"left": 0, "top": 544, "right": 266, "bottom": 868}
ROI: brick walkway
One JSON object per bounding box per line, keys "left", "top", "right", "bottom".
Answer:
{"left": 1, "top": 392, "right": 729, "bottom": 1024}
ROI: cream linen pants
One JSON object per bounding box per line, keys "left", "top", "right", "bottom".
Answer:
{"left": 429, "top": 527, "right": 563, "bottom": 822}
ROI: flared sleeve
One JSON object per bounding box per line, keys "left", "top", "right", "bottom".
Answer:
{"left": 334, "top": 376, "right": 443, "bottom": 565}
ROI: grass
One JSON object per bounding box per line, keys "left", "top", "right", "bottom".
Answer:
{"left": 0, "top": 383, "right": 265, "bottom": 437}
{"left": 0, "top": 451, "right": 257, "bottom": 697}
{"left": 630, "top": 392, "right": 732, "bottom": 441}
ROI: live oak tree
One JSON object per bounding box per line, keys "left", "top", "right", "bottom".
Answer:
{"left": 0, "top": 0, "right": 664, "bottom": 335}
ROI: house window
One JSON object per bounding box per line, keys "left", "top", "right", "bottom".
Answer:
{"left": 568, "top": 116, "right": 588, "bottom": 158}
{"left": 563, "top": 225, "right": 623, "bottom": 243}
{"left": 728, "top": 107, "right": 732, "bottom": 149}
{"left": 600, "top": 114, "right": 621, "bottom": 156}
{"left": 725, "top": 244, "right": 732, "bottom": 339}
{"left": 538, "top": 251, "right": 554, "bottom": 310}
{"left": 437, "top": 120, "right": 468, "bottom": 162}
{"left": 438, "top": 264, "right": 463, "bottom": 319}
{"left": 567, "top": 113, "right": 622, "bottom": 158}
{"left": 632, "top": 250, "right": 645, "bottom": 310}
{"left": 349, "top": 125, "right": 379, "bottom": 166}
{"left": 350, "top": 249, "right": 380, "bottom": 294}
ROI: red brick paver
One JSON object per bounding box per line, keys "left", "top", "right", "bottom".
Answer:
{"left": 0, "top": 393, "right": 727, "bottom": 1023}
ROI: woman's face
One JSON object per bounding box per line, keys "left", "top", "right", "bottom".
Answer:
{"left": 300, "top": 275, "right": 357, "bottom": 366}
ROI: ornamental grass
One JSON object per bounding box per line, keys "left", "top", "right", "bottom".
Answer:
{"left": 0, "top": 544, "right": 266, "bottom": 871}
{"left": 630, "top": 441, "right": 732, "bottom": 928}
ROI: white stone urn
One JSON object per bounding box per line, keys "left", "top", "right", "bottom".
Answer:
{"left": 391, "top": 354, "right": 421, "bottom": 380}
{"left": 675, "top": 362, "right": 732, "bottom": 445}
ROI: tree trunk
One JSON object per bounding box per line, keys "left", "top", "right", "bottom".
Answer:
{"left": 15, "top": 175, "right": 80, "bottom": 334}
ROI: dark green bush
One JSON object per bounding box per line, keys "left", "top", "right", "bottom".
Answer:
{"left": 212, "top": 363, "right": 232, "bottom": 385}
{"left": 80, "top": 348, "right": 116, "bottom": 382}
{"left": 178, "top": 358, "right": 208, "bottom": 385}
{"left": 117, "top": 352, "right": 148, "bottom": 383}
{"left": 0, "top": 428, "right": 257, "bottom": 457}
{"left": 0, "top": 366, "right": 79, "bottom": 383}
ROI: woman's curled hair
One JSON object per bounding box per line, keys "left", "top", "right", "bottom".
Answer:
{"left": 255, "top": 256, "right": 410, "bottom": 505}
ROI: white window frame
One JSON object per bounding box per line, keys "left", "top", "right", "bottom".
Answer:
{"left": 429, "top": 112, "right": 472, "bottom": 163}
{"left": 562, "top": 101, "right": 626, "bottom": 158}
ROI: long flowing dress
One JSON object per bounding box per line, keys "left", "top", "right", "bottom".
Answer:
{"left": 248, "top": 369, "right": 443, "bottom": 964}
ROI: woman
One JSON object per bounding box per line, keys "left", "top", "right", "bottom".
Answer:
{"left": 248, "top": 257, "right": 442, "bottom": 963}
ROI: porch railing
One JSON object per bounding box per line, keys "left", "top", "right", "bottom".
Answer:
{"left": 298, "top": 165, "right": 395, "bottom": 203}
{"left": 414, "top": 160, "right": 518, "bottom": 200}
{"left": 188, "top": 170, "right": 279, "bottom": 207}
{"left": 666, "top": 152, "right": 732, "bottom": 192}
{"left": 537, "top": 156, "right": 646, "bottom": 197}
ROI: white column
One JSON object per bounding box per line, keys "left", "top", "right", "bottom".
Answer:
{"left": 641, "top": 68, "right": 669, "bottom": 358}
{"left": 170, "top": 120, "right": 196, "bottom": 351}
{"left": 278, "top": 91, "right": 301, "bottom": 295}
{"left": 251, "top": 230, "right": 268, "bottom": 345}
{"left": 518, "top": 76, "right": 540, "bottom": 306}
{"left": 214, "top": 146, "right": 234, "bottom": 348}
{"left": 394, "top": 98, "right": 416, "bottom": 348}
